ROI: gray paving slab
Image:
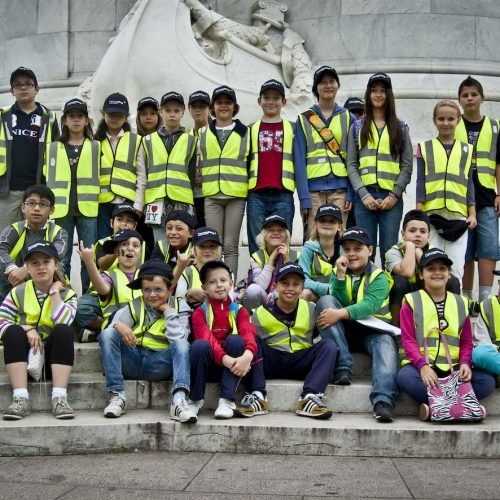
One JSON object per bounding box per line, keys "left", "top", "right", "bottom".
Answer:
{"left": 0, "top": 481, "right": 75, "bottom": 499}
{"left": 186, "top": 454, "right": 412, "bottom": 498}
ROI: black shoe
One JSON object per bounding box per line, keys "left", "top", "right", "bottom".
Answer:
{"left": 78, "top": 328, "right": 98, "bottom": 343}
{"left": 373, "top": 401, "right": 394, "bottom": 423}
{"left": 332, "top": 369, "right": 351, "bottom": 385}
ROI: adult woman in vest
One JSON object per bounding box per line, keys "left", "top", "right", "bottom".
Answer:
{"left": 347, "top": 73, "right": 413, "bottom": 267}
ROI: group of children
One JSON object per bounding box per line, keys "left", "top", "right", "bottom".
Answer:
{"left": 0, "top": 65, "right": 499, "bottom": 425}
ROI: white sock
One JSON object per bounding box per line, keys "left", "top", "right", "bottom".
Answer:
{"left": 302, "top": 393, "right": 316, "bottom": 400}
{"left": 172, "top": 390, "right": 187, "bottom": 404}
{"left": 252, "top": 391, "right": 265, "bottom": 400}
{"left": 479, "top": 286, "right": 492, "bottom": 301}
{"left": 462, "top": 289, "right": 473, "bottom": 299}
{"left": 13, "top": 389, "right": 29, "bottom": 399}
{"left": 52, "top": 387, "right": 67, "bottom": 399}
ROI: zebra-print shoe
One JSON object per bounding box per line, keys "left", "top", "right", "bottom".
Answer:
{"left": 296, "top": 393, "right": 332, "bottom": 420}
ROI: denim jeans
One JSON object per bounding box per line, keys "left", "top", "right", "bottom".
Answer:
{"left": 316, "top": 295, "right": 400, "bottom": 407}
{"left": 246, "top": 190, "right": 294, "bottom": 255}
{"left": 56, "top": 214, "right": 97, "bottom": 293}
{"left": 96, "top": 203, "right": 114, "bottom": 241}
{"left": 353, "top": 187, "right": 403, "bottom": 267}
{"left": 99, "top": 326, "right": 191, "bottom": 395}
{"left": 74, "top": 293, "right": 102, "bottom": 329}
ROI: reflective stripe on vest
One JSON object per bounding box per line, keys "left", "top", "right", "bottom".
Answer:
{"left": 12, "top": 280, "right": 75, "bottom": 340}
{"left": 201, "top": 299, "right": 240, "bottom": 335}
{"left": 358, "top": 122, "right": 400, "bottom": 190}
{"left": 44, "top": 139, "right": 100, "bottom": 218}
{"left": 479, "top": 297, "right": 500, "bottom": 346}
{"left": 420, "top": 139, "right": 472, "bottom": 218}
{"left": 248, "top": 120, "right": 295, "bottom": 191}
{"left": 99, "top": 132, "right": 140, "bottom": 203}
{"left": 199, "top": 126, "right": 250, "bottom": 197}
{"left": 9, "top": 221, "right": 61, "bottom": 263}
{"left": 402, "top": 290, "right": 467, "bottom": 370}
{"left": 298, "top": 110, "right": 349, "bottom": 179}
{"left": 251, "top": 248, "right": 299, "bottom": 268}
{"left": 311, "top": 252, "right": 333, "bottom": 283}
{"left": 455, "top": 117, "right": 498, "bottom": 190}
{"left": 182, "top": 265, "right": 201, "bottom": 290}
{"left": 129, "top": 296, "right": 170, "bottom": 350}
{"left": 143, "top": 132, "right": 195, "bottom": 204}
{"left": 252, "top": 299, "right": 315, "bottom": 352}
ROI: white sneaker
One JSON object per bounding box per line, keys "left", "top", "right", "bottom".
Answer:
{"left": 104, "top": 394, "right": 126, "bottom": 418}
{"left": 170, "top": 398, "right": 197, "bottom": 423}
{"left": 187, "top": 398, "right": 204, "bottom": 416}
{"left": 214, "top": 397, "right": 236, "bottom": 419}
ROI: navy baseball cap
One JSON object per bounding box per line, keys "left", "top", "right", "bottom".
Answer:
{"left": 24, "top": 241, "right": 59, "bottom": 261}
{"left": 103, "top": 229, "right": 143, "bottom": 254}
{"left": 259, "top": 79, "right": 285, "bottom": 97}
{"left": 161, "top": 91, "right": 185, "bottom": 107}
{"left": 10, "top": 67, "right": 38, "bottom": 87}
{"left": 211, "top": 86, "right": 237, "bottom": 103}
{"left": 188, "top": 90, "right": 210, "bottom": 106}
{"left": 315, "top": 204, "right": 343, "bottom": 222}
{"left": 276, "top": 262, "right": 305, "bottom": 282}
{"left": 199, "top": 260, "right": 232, "bottom": 284}
{"left": 343, "top": 97, "right": 364, "bottom": 112}
{"left": 339, "top": 226, "right": 372, "bottom": 246}
{"left": 166, "top": 210, "right": 197, "bottom": 229}
{"left": 419, "top": 248, "right": 453, "bottom": 268}
{"left": 111, "top": 203, "right": 140, "bottom": 222}
{"left": 63, "top": 98, "right": 88, "bottom": 115}
{"left": 128, "top": 259, "right": 174, "bottom": 290}
{"left": 192, "top": 227, "right": 222, "bottom": 246}
{"left": 368, "top": 73, "right": 392, "bottom": 89}
{"left": 103, "top": 93, "right": 129, "bottom": 114}
{"left": 137, "top": 97, "right": 159, "bottom": 111}
{"left": 262, "top": 215, "right": 288, "bottom": 231}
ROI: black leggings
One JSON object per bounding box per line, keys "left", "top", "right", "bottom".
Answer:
{"left": 3, "top": 324, "right": 74, "bottom": 378}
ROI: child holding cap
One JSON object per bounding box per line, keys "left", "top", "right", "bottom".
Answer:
{"left": 43, "top": 98, "right": 100, "bottom": 293}
{"left": 239, "top": 215, "right": 298, "bottom": 310}
{"left": 98, "top": 259, "right": 195, "bottom": 422}
{"left": 251, "top": 262, "right": 337, "bottom": 419}
{"left": 299, "top": 203, "right": 343, "bottom": 302}
{"left": 141, "top": 91, "right": 196, "bottom": 244}
{"left": 94, "top": 92, "right": 143, "bottom": 240}
{"left": 398, "top": 248, "right": 495, "bottom": 420}
{"left": 247, "top": 79, "right": 295, "bottom": 255}
{"left": 136, "top": 97, "right": 161, "bottom": 136}
{"left": 199, "top": 86, "right": 250, "bottom": 276}
{"left": 316, "top": 226, "right": 399, "bottom": 423}
{"left": 1, "top": 241, "right": 77, "bottom": 420}
{"left": 294, "top": 66, "right": 354, "bottom": 238}
{"left": 189, "top": 260, "right": 266, "bottom": 419}
{"left": 347, "top": 73, "right": 413, "bottom": 266}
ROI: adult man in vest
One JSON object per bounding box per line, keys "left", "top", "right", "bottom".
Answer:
{"left": 0, "top": 67, "right": 59, "bottom": 231}
{"left": 247, "top": 80, "right": 295, "bottom": 254}
{"left": 294, "top": 66, "right": 354, "bottom": 239}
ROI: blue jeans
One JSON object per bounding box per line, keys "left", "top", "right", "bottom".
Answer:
{"left": 56, "top": 214, "right": 97, "bottom": 293}
{"left": 316, "top": 295, "right": 400, "bottom": 407}
{"left": 98, "top": 326, "right": 191, "bottom": 395}
{"left": 353, "top": 187, "right": 403, "bottom": 267}
{"left": 246, "top": 190, "right": 294, "bottom": 255}
{"left": 465, "top": 206, "right": 500, "bottom": 261}
{"left": 96, "top": 203, "right": 114, "bottom": 241}
{"left": 74, "top": 293, "right": 102, "bottom": 329}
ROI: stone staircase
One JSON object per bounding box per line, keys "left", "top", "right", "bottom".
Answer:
{"left": 1, "top": 343, "right": 500, "bottom": 458}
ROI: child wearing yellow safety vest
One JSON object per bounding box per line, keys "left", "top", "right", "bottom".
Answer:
{"left": 0, "top": 185, "right": 67, "bottom": 302}
{"left": 252, "top": 262, "right": 337, "bottom": 419}
{"left": 43, "top": 98, "right": 100, "bottom": 294}
{"left": 98, "top": 258, "right": 196, "bottom": 423}
{"left": 0, "top": 241, "right": 77, "bottom": 421}
{"left": 316, "top": 226, "right": 399, "bottom": 423}
{"left": 416, "top": 100, "right": 476, "bottom": 282}
{"left": 189, "top": 261, "right": 266, "bottom": 419}
{"left": 94, "top": 93, "right": 143, "bottom": 240}
{"left": 398, "top": 248, "right": 495, "bottom": 419}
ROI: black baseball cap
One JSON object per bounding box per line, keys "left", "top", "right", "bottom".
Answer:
{"left": 419, "top": 248, "right": 453, "bottom": 268}
{"left": 24, "top": 241, "right": 59, "bottom": 261}
{"left": 259, "top": 79, "right": 285, "bottom": 97}
{"left": 339, "top": 226, "right": 372, "bottom": 246}
{"left": 262, "top": 215, "right": 288, "bottom": 230}
{"left": 161, "top": 91, "right": 184, "bottom": 107}
{"left": 111, "top": 203, "right": 140, "bottom": 222}
{"left": 276, "top": 262, "right": 305, "bottom": 282}
{"left": 103, "top": 92, "right": 129, "bottom": 114}
{"left": 402, "top": 209, "right": 430, "bottom": 229}
{"left": 137, "top": 97, "right": 159, "bottom": 111}
{"left": 367, "top": 73, "right": 392, "bottom": 89}
{"left": 315, "top": 204, "right": 343, "bottom": 222}
{"left": 63, "top": 98, "right": 88, "bottom": 115}
{"left": 10, "top": 67, "right": 38, "bottom": 87}
{"left": 192, "top": 227, "right": 222, "bottom": 246}
{"left": 103, "top": 229, "right": 143, "bottom": 254}
{"left": 211, "top": 86, "right": 237, "bottom": 104}
{"left": 166, "top": 210, "right": 197, "bottom": 229}
{"left": 188, "top": 90, "right": 210, "bottom": 106}
{"left": 313, "top": 66, "right": 339, "bottom": 98}
{"left": 343, "top": 97, "right": 364, "bottom": 112}
{"left": 199, "top": 260, "right": 232, "bottom": 284}
{"left": 128, "top": 259, "right": 174, "bottom": 290}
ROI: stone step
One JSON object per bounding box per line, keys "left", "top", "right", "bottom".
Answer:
{"left": 1, "top": 372, "right": 499, "bottom": 417}
{"left": 1, "top": 409, "right": 499, "bottom": 458}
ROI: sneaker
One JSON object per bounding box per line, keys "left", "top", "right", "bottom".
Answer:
{"left": 3, "top": 397, "right": 31, "bottom": 420}
{"left": 214, "top": 397, "right": 236, "bottom": 419}
{"left": 52, "top": 396, "right": 75, "bottom": 419}
{"left": 373, "top": 401, "right": 394, "bottom": 423}
{"left": 296, "top": 393, "right": 332, "bottom": 419}
{"left": 235, "top": 393, "right": 269, "bottom": 418}
{"left": 79, "top": 328, "right": 98, "bottom": 343}
{"left": 104, "top": 394, "right": 126, "bottom": 418}
{"left": 170, "top": 398, "right": 197, "bottom": 423}
{"left": 418, "top": 403, "right": 430, "bottom": 421}
{"left": 332, "top": 369, "right": 352, "bottom": 386}
{"left": 187, "top": 398, "right": 204, "bottom": 416}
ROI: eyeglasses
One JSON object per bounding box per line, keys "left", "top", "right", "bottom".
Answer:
{"left": 13, "top": 82, "right": 35, "bottom": 89}
{"left": 142, "top": 287, "right": 168, "bottom": 296}
{"left": 24, "top": 200, "right": 52, "bottom": 209}
{"left": 370, "top": 87, "right": 387, "bottom": 94}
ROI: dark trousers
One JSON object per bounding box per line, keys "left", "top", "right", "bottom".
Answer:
{"left": 189, "top": 336, "right": 265, "bottom": 401}
{"left": 390, "top": 275, "right": 461, "bottom": 306}
{"left": 259, "top": 337, "right": 337, "bottom": 397}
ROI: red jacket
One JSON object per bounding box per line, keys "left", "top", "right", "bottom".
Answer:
{"left": 191, "top": 296, "right": 257, "bottom": 366}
